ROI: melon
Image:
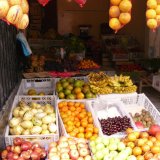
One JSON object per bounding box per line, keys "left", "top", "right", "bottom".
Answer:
{"left": 119, "top": 0, "right": 132, "bottom": 12}
{"left": 147, "top": 0, "right": 157, "bottom": 9}
{"left": 21, "top": 0, "right": 29, "bottom": 14}
{"left": 6, "top": 5, "right": 23, "bottom": 25}
{"left": 16, "top": 14, "right": 29, "bottom": 29}
{"left": 0, "top": 0, "right": 9, "bottom": 19}
{"left": 147, "top": 18, "right": 158, "bottom": 29}
{"left": 109, "top": 6, "right": 120, "bottom": 18}
{"left": 109, "top": 18, "right": 121, "bottom": 31}
{"left": 146, "top": 9, "right": 157, "bottom": 19}
{"left": 119, "top": 13, "right": 131, "bottom": 25}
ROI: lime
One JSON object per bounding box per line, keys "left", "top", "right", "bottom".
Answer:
{"left": 64, "top": 89, "right": 71, "bottom": 95}
{"left": 62, "top": 81, "right": 69, "bottom": 89}
{"left": 85, "top": 92, "right": 93, "bottom": 99}
{"left": 56, "top": 85, "right": 63, "bottom": 93}
{"left": 58, "top": 92, "right": 65, "bottom": 99}
{"left": 67, "top": 94, "right": 76, "bottom": 100}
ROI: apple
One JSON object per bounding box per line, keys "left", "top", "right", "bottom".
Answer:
{"left": 17, "top": 157, "right": 25, "bottom": 160}
{"left": 126, "top": 155, "right": 137, "bottom": 160}
{"left": 49, "top": 154, "right": 60, "bottom": 160}
{"left": 114, "top": 138, "right": 120, "bottom": 144}
{"left": 135, "top": 122, "right": 144, "bottom": 129}
{"left": 48, "top": 153, "right": 60, "bottom": 159}
{"left": 59, "top": 136, "right": 68, "bottom": 143}
{"left": 69, "top": 149, "right": 79, "bottom": 160}
{"left": 95, "top": 151, "right": 104, "bottom": 160}
{"left": 96, "top": 143, "right": 105, "bottom": 151}
{"left": 40, "top": 149, "right": 47, "bottom": 159}
{"left": 13, "top": 138, "right": 23, "bottom": 146}
{"left": 149, "top": 124, "right": 160, "bottom": 136}
{"left": 30, "top": 151, "right": 40, "bottom": 160}
{"left": 6, "top": 145, "right": 11, "bottom": 152}
{"left": 102, "top": 137, "right": 110, "bottom": 146}
{"left": 61, "top": 152, "right": 70, "bottom": 159}
{"left": 89, "top": 141, "right": 95, "bottom": 147}
{"left": 31, "top": 143, "right": 41, "bottom": 150}
{"left": 1, "top": 150, "right": 8, "bottom": 159}
{"left": 49, "top": 142, "right": 57, "bottom": 148}
{"left": 77, "top": 143, "right": 88, "bottom": 150}
{"left": 49, "top": 147, "right": 58, "bottom": 153}
{"left": 84, "top": 155, "right": 92, "bottom": 160}
{"left": 7, "top": 152, "right": 14, "bottom": 159}
{"left": 13, "top": 153, "right": 19, "bottom": 159}
{"left": 95, "top": 137, "right": 103, "bottom": 144}
{"left": 70, "top": 144, "right": 77, "bottom": 150}
{"left": 108, "top": 143, "right": 117, "bottom": 151}
{"left": 68, "top": 140, "right": 77, "bottom": 145}
{"left": 60, "top": 147, "right": 70, "bottom": 153}
{"left": 59, "top": 142, "right": 69, "bottom": 148}
{"left": 91, "top": 147, "right": 96, "bottom": 154}
{"left": 102, "top": 148, "right": 109, "bottom": 155}
{"left": 21, "top": 141, "right": 32, "bottom": 151}
{"left": 77, "top": 157, "right": 84, "bottom": 160}
{"left": 79, "top": 148, "right": 89, "bottom": 157}
{"left": 117, "top": 142, "right": 126, "bottom": 151}
{"left": 124, "top": 147, "right": 132, "bottom": 156}
{"left": 76, "top": 138, "right": 87, "bottom": 144}
{"left": 109, "top": 151, "right": 118, "bottom": 158}
{"left": 20, "top": 151, "right": 31, "bottom": 159}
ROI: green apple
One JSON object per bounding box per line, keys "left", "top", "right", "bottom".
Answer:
{"left": 95, "top": 151, "right": 104, "bottom": 160}
{"left": 103, "top": 155, "right": 113, "bottom": 160}
{"left": 108, "top": 143, "right": 117, "bottom": 151}
{"left": 90, "top": 141, "right": 96, "bottom": 147}
{"left": 102, "top": 148, "right": 109, "bottom": 156}
{"left": 109, "top": 151, "right": 118, "bottom": 158}
{"left": 95, "top": 137, "right": 103, "bottom": 144}
{"left": 117, "top": 142, "right": 126, "bottom": 151}
{"left": 124, "top": 147, "right": 132, "bottom": 156}
{"left": 91, "top": 147, "right": 97, "bottom": 154}
{"left": 93, "top": 155, "right": 97, "bottom": 160}
{"left": 102, "top": 137, "right": 110, "bottom": 146}
{"left": 96, "top": 143, "right": 105, "bottom": 151}
{"left": 114, "top": 138, "right": 120, "bottom": 144}
{"left": 109, "top": 138, "right": 115, "bottom": 144}
{"left": 117, "top": 152, "right": 128, "bottom": 160}
{"left": 126, "top": 155, "right": 137, "bottom": 160}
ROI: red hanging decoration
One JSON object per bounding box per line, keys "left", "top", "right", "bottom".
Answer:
{"left": 37, "top": 0, "right": 50, "bottom": 6}
{"left": 74, "top": 0, "right": 86, "bottom": 7}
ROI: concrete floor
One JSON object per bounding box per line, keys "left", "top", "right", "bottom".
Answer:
{"left": 142, "top": 87, "right": 160, "bottom": 111}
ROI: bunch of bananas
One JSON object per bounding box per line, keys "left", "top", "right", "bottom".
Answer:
{"left": 90, "top": 85, "right": 113, "bottom": 94}
{"left": 108, "top": 75, "right": 137, "bottom": 93}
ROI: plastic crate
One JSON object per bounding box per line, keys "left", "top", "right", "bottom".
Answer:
{"left": 90, "top": 100, "right": 137, "bottom": 137}
{"left": 17, "top": 78, "right": 55, "bottom": 95}
{"left": 152, "top": 75, "right": 160, "bottom": 92}
{"left": 57, "top": 99, "right": 102, "bottom": 138}
{"left": 119, "top": 94, "right": 160, "bottom": 130}
{"left": 5, "top": 95, "right": 59, "bottom": 147}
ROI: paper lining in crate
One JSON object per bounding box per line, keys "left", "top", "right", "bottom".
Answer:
{"left": 56, "top": 99, "right": 102, "bottom": 138}
{"left": 17, "top": 78, "right": 55, "bottom": 96}
{"left": 90, "top": 100, "right": 137, "bottom": 137}
{"left": 5, "top": 95, "right": 59, "bottom": 147}
{"left": 152, "top": 75, "right": 160, "bottom": 92}
{"left": 119, "top": 93, "right": 160, "bottom": 130}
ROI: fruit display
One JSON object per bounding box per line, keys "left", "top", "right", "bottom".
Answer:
{"left": 1, "top": 137, "right": 47, "bottom": 160}
{"left": 109, "top": 0, "right": 132, "bottom": 32}
{"left": 108, "top": 75, "right": 137, "bottom": 93}
{"left": 56, "top": 77, "right": 96, "bottom": 99}
{"left": 27, "top": 89, "right": 45, "bottom": 96}
{"left": 90, "top": 136, "right": 136, "bottom": 160}
{"left": 130, "top": 109, "right": 155, "bottom": 129}
{"left": 58, "top": 101, "right": 99, "bottom": 140}
{"left": 9, "top": 101, "right": 57, "bottom": 135}
{"left": 77, "top": 59, "right": 100, "bottom": 70}
{"left": 48, "top": 136, "right": 92, "bottom": 160}
{"left": 0, "top": 0, "right": 29, "bottom": 29}
{"left": 88, "top": 72, "right": 113, "bottom": 94}
{"left": 146, "top": 0, "right": 160, "bottom": 30}
{"left": 122, "top": 127, "right": 160, "bottom": 159}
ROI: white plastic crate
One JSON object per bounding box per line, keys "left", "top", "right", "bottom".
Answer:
{"left": 17, "top": 78, "right": 55, "bottom": 95}
{"left": 5, "top": 95, "right": 59, "bottom": 147}
{"left": 90, "top": 100, "right": 137, "bottom": 137}
{"left": 152, "top": 75, "right": 160, "bottom": 92}
{"left": 57, "top": 99, "right": 102, "bottom": 138}
{"left": 119, "top": 94, "right": 160, "bottom": 130}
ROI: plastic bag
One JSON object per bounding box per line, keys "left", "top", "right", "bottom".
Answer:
{"left": 37, "top": 0, "right": 50, "bottom": 6}
{"left": 109, "top": 0, "right": 132, "bottom": 33}
{"left": 74, "top": 0, "right": 86, "bottom": 7}
{"left": 146, "top": 0, "right": 160, "bottom": 30}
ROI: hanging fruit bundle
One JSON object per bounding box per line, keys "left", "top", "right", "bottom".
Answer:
{"left": 109, "top": 0, "right": 132, "bottom": 32}
{"left": 146, "top": 0, "right": 160, "bottom": 30}
{"left": 0, "top": 0, "right": 29, "bottom": 30}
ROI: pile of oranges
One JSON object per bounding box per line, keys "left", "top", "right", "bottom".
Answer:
{"left": 109, "top": 0, "right": 132, "bottom": 31}
{"left": 122, "top": 128, "right": 160, "bottom": 160}
{"left": 146, "top": 0, "right": 160, "bottom": 30}
{"left": 58, "top": 101, "right": 99, "bottom": 140}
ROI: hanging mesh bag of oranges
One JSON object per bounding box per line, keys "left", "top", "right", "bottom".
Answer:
{"left": 109, "top": 0, "right": 132, "bottom": 33}
{"left": 146, "top": 0, "right": 160, "bottom": 30}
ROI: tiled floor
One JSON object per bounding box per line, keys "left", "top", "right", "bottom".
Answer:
{"left": 142, "top": 87, "right": 160, "bottom": 111}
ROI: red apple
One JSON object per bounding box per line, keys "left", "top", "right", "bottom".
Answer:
{"left": 6, "top": 145, "right": 12, "bottom": 152}
{"left": 17, "top": 157, "right": 25, "bottom": 160}
{"left": 49, "top": 142, "right": 57, "bottom": 148}
{"left": 135, "top": 122, "right": 144, "bottom": 129}
{"left": 11, "top": 146, "right": 15, "bottom": 152}
{"left": 7, "top": 152, "right": 14, "bottom": 159}
{"left": 59, "top": 141, "right": 69, "bottom": 148}
{"left": 60, "top": 152, "right": 70, "bottom": 159}
{"left": 156, "top": 131, "right": 160, "bottom": 140}
{"left": 1, "top": 150, "right": 8, "bottom": 159}
{"left": 49, "top": 147, "right": 58, "bottom": 153}
{"left": 30, "top": 151, "right": 40, "bottom": 160}
{"left": 31, "top": 143, "right": 41, "bottom": 150}
{"left": 77, "top": 143, "right": 88, "bottom": 150}
{"left": 149, "top": 124, "right": 160, "bottom": 136}
{"left": 40, "top": 149, "right": 47, "bottom": 159}
{"left": 84, "top": 155, "right": 92, "bottom": 160}
{"left": 13, "top": 138, "right": 23, "bottom": 146}
{"left": 70, "top": 144, "right": 77, "bottom": 150}
{"left": 33, "top": 147, "right": 42, "bottom": 154}
{"left": 13, "top": 153, "right": 19, "bottom": 160}
{"left": 21, "top": 141, "right": 32, "bottom": 151}
{"left": 69, "top": 149, "right": 79, "bottom": 160}
{"left": 79, "top": 148, "right": 89, "bottom": 157}
{"left": 20, "top": 151, "right": 31, "bottom": 159}
{"left": 13, "top": 146, "right": 21, "bottom": 154}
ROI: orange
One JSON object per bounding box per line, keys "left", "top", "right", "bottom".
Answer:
{"left": 85, "top": 127, "right": 93, "bottom": 133}
{"left": 146, "top": 140, "right": 153, "bottom": 147}
{"left": 75, "top": 121, "right": 80, "bottom": 127}
{"left": 61, "top": 106, "right": 68, "bottom": 112}
{"left": 90, "top": 135, "right": 97, "bottom": 141}
{"left": 93, "top": 134, "right": 98, "bottom": 138}
{"left": 128, "top": 132, "right": 137, "bottom": 142}
{"left": 87, "top": 124, "right": 94, "bottom": 128}
{"left": 70, "top": 106, "right": 76, "bottom": 112}
{"left": 77, "top": 133, "right": 85, "bottom": 138}
{"left": 74, "top": 111, "right": 79, "bottom": 116}
{"left": 126, "top": 128, "right": 133, "bottom": 134}
{"left": 149, "top": 136, "right": 157, "bottom": 143}
{"left": 58, "top": 102, "right": 64, "bottom": 108}
{"left": 73, "top": 87, "right": 82, "bottom": 94}
{"left": 109, "top": 18, "right": 121, "bottom": 31}
{"left": 67, "top": 121, "right": 74, "bottom": 126}
{"left": 132, "top": 147, "right": 142, "bottom": 156}
{"left": 133, "top": 131, "right": 140, "bottom": 139}
{"left": 79, "top": 103, "right": 85, "bottom": 108}
{"left": 127, "top": 142, "right": 135, "bottom": 149}
{"left": 81, "top": 117, "right": 88, "bottom": 122}
{"left": 137, "top": 139, "right": 145, "bottom": 147}
{"left": 154, "top": 141, "right": 160, "bottom": 146}
{"left": 144, "top": 152, "right": 153, "bottom": 160}
{"left": 87, "top": 112, "right": 92, "bottom": 117}
{"left": 79, "top": 127, "right": 85, "bottom": 133}
{"left": 151, "top": 146, "right": 160, "bottom": 154}
{"left": 71, "top": 112, "right": 76, "bottom": 117}
{"left": 140, "top": 132, "right": 149, "bottom": 139}
{"left": 155, "top": 132, "right": 160, "bottom": 141}
{"left": 69, "top": 131, "right": 76, "bottom": 137}
{"left": 73, "top": 128, "right": 79, "bottom": 134}
{"left": 66, "top": 110, "right": 72, "bottom": 116}
{"left": 137, "top": 155, "right": 144, "bottom": 160}
{"left": 67, "top": 101, "right": 75, "bottom": 107}
{"left": 141, "top": 145, "right": 150, "bottom": 153}
{"left": 85, "top": 132, "right": 92, "bottom": 139}
{"left": 74, "top": 102, "right": 80, "bottom": 107}
{"left": 81, "top": 121, "right": 88, "bottom": 128}
{"left": 88, "top": 117, "right": 93, "bottom": 123}
{"left": 78, "top": 113, "right": 85, "bottom": 119}
{"left": 74, "top": 117, "right": 79, "bottom": 121}
{"left": 93, "top": 127, "right": 99, "bottom": 134}
{"left": 63, "top": 117, "right": 69, "bottom": 123}
{"left": 76, "top": 107, "right": 82, "bottom": 112}
{"left": 109, "top": 6, "right": 120, "bottom": 18}
{"left": 66, "top": 125, "right": 74, "bottom": 133}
